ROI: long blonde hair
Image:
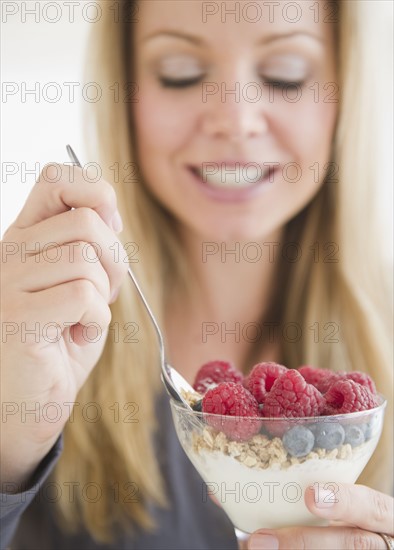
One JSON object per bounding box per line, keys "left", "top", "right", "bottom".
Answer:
{"left": 52, "top": 0, "right": 393, "bottom": 542}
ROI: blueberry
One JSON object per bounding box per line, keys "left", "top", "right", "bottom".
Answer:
{"left": 192, "top": 399, "right": 202, "bottom": 412}
{"left": 359, "top": 414, "right": 380, "bottom": 440}
{"left": 343, "top": 425, "right": 365, "bottom": 447}
{"left": 314, "top": 422, "right": 345, "bottom": 450}
{"left": 282, "top": 426, "right": 315, "bottom": 457}
{"left": 308, "top": 422, "right": 321, "bottom": 436}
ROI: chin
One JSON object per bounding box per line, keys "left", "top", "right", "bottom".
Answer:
{"left": 188, "top": 217, "right": 281, "bottom": 243}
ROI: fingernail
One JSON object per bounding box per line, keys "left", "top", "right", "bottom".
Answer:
{"left": 111, "top": 210, "right": 123, "bottom": 233}
{"left": 248, "top": 534, "right": 279, "bottom": 550}
{"left": 314, "top": 487, "right": 336, "bottom": 508}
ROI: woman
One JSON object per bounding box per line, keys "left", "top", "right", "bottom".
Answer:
{"left": 1, "top": 1, "right": 393, "bottom": 549}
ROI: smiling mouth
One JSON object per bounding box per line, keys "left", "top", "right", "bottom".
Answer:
{"left": 190, "top": 164, "right": 276, "bottom": 189}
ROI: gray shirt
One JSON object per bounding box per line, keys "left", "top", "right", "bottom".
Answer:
{"left": 0, "top": 392, "right": 237, "bottom": 550}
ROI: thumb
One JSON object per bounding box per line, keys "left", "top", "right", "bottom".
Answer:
{"left": 248, "top": 531, "right": 279, "bottom": 549}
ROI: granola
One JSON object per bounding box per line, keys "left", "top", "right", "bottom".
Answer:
{"left": 192, "top": 426, "right": 354, "bottom": 470}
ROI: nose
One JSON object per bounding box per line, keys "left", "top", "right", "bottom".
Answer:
{"left": 201, "top": 79, "right": 269, "bottom": 142}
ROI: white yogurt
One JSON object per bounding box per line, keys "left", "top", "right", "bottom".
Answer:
{"left": 184, "top": 437, "right": 378, "bottom": 533}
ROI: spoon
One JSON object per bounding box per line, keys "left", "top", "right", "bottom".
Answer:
{"left": 66, "top": 145, "right": 197, "bottom": 410}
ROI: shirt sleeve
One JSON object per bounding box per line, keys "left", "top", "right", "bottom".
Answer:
{"left": 0, "top": 435, "right": 63, "bottom": 550}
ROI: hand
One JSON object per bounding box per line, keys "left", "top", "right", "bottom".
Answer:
{"left": 247, "top": 483, "right": 394, "bottom": 549}
{"left": 1, "top": 164, "right": 128, "bottom": 487}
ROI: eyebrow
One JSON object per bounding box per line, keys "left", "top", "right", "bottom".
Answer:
{"left": 141, "top": 30, "right": 204, "bottom": 46}
{"left": 260, "top": 31, "right": 325, "bottom": 45}
{"left": 141, "top": 30, "right": 324, "bottom": 46}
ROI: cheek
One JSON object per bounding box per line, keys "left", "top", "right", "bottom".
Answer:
{"left": 273, "top": 92, "right": 337, "bottom": 168}
{"left": 134, "top": 86, "right": 195, "bottom": 156}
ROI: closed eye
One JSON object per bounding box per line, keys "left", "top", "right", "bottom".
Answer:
{"left": 263, "top": 78, "right": 305, "bottom": 89}
{"left": 159, "top": 75, "right": 204, "bottom": 88}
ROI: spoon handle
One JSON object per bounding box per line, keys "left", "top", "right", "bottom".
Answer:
{"left": 65, "top": 145, "right": 166, "bottom": 368}
{"left": 125, "top": 265, "right": 166, "bottom": 369}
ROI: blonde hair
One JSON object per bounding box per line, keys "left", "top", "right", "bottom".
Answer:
{"left": 52, "top": 0, "right": 393, "bottom": 542}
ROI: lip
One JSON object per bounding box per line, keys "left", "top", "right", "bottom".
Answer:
{"left": 199, "top": 160, "right": 265, "bottom": 167}
{"left": 186, "top": 162, "right": 279, "bottom": 203}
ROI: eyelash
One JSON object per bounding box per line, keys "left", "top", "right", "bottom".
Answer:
{"left": 264, "top": 79, "right": 305, "bottom": 89}
{"left": 158, "top": 76, "right": 306, "bottom": 90}
{"left": 159, "top": 76, "right": 204, "bottom": 88}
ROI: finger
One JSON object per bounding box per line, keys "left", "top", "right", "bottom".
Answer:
{"left": 305, "top": 483, "right": 394, "bottom": 535}
{"left": 13, "top": 164, "right": 122, "bottom": 231}
{"left": 9, "top": 209, "right": 129, "bottom": 297}
{"left": 18, "top": 280, "right": 112, "bottom": 346}
{"left": 247, "top": 527, "right": 387, "bottom": 550}
{"left": 11, "top": 242, "right": 111, "bottom": 303}
{"left": 69, "top": 323, "right": 99, "bottom": 347}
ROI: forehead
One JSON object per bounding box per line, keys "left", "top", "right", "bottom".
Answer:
{"left": 135, "top": 0, "right": 336, "bottom": 46}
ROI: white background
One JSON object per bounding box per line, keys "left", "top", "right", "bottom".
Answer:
{"left": 1, "top": 1, "right": 393, "bottom": 259}
{"left": 1, "top": 0, "right": 91, "bottom": 233}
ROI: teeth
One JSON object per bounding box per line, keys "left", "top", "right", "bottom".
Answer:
{"left": 199, "top": 165, "right": 269, "bottom": 188}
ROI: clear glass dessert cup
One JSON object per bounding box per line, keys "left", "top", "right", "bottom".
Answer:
{"left": 170, "top": 397, "right": 386, "bottom": 541}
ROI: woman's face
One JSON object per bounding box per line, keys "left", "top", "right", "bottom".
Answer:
{"left": 133, "top": 0, "right": 337, "bottom": 241}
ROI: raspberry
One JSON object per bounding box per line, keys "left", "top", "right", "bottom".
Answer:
{"left": 339, "top": 372, "right": 377, "bottom": 395}
{"left": 299, "top": 366, "right": 378, "bottom": 396}
{"left": 244, "top": 362, "right": 287, "bottom": 404}
{"left": 193, "top": 360, "right": 243, "bottom": 394}
{"left": 297, "top": 365, "right": 339, "bottom": 394}
{"left": 202, "top": 382, "right": 261, "bottom": 441}
{"left": 263, "top": 370, "right": 325, "bottom": 420}
{"left": 324, "top": 379, "right": 379, "bottom": 414}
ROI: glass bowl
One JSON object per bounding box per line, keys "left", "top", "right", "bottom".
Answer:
{"left": 170, "top": 397, "right": 386, "bottom": 535}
